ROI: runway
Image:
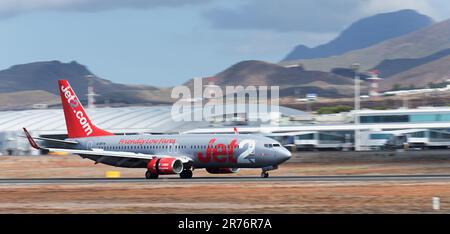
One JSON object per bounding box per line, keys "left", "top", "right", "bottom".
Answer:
{"left": 2, "top": 174, "right": 450, "bottom": 184}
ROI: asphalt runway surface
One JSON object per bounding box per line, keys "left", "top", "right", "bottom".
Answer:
{"left": 2, "top": 174, "right": 450, "bottom": 184}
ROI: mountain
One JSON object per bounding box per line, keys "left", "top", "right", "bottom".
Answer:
{"left": 372, "top": 48, "right": 450, "bottom": 78}
{"left": 0, "top": 60, "right": 359, "bottom": 111}
{"left": 380, "top": 55, "right": 450, "bottom": 91}
{"left": 283, "top": 9, "right": 433, "bottom": 61}
{"left": 0, "top": 61, "right": 158, "bottom": 95}
{"left": 0, "top": 91, "right": 59, "bottom": 110}
{"left": 281, "top": 18, "right": 450, "bottom": 72}
{"left": 0, "top": 61, "right": 172, "bottom": 108}
{"left": 185, "top": 60, "right": 357, "bottom": 98}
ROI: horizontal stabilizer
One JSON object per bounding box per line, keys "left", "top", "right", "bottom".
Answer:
{"left": 19, "top": 131, "right": 78, "bottom": 145}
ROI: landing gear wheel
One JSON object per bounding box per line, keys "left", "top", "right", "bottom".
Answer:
{"left": 261, "top": 171, "right": 269, "bottom": 178}
{"left": 179, "top": 169, "right": 193, "bottom": 179}
{"left": 145, "top": 170, "right": 159, "bottom": 179}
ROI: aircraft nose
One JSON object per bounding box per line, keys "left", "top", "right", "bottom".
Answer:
{"left": 278, "top": 148, "right": 292, "bottom": 163}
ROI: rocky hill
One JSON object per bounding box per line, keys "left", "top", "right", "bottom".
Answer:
{"left": 185, "top": 60, "right": 357, "bottom": 98}
{"left": 373, "top": 48, "right": 450, "bottom": 78}
{"left": 281, "top": 18, "right": 450, "bottom": 73}
{"left": 0, "top": 61, "right": 172, "bottom": 109}
{"left": 380, "top": 55, "right": 450, "bottom": 91}
{"left": 283, "top": 10, "right": 433, "bottom": 61}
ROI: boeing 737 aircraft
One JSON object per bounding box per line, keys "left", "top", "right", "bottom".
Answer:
{"left": 24, "top": 80, "right": 291, "bottom": 179}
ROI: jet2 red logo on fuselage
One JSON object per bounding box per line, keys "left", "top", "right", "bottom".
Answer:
{"left": 197, "top": 139, "right": 238, "bottom": 163}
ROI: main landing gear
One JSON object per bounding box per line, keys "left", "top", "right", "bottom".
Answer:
{"left": 179, "top": 169, "right": 193, "bottom": 179}
{"left": 145, "top": 170, "right": 159, "bottom": 179}
{"left": 145, "top": 169, "right": 193, "bottom": 179}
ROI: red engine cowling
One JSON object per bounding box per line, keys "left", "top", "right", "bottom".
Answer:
{"left": 147, "top": 158, "right": 184, "bottom": 174}
{"left": 206, "top": 168, "right": 240, "bottom": 174}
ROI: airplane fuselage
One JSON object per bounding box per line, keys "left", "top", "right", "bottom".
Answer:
{"left": 72, "top": 134, "right": 291, "bottom": 169}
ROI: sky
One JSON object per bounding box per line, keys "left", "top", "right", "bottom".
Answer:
{"left": 1, "top": 0, "right": 450, "bottom": 87}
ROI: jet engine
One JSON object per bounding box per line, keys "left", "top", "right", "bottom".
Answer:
{"left": 147, "top": 158, "right": 183, "bottom": 174}
{"left": 205, "top": 168, "right": 240, "bottom": 174}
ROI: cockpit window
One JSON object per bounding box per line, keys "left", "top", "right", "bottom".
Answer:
{"left": 264, "top": 144, "right": 273, "bottom": 148}
{"left": 273, "top": 144, "right": 281, "bottom": 147}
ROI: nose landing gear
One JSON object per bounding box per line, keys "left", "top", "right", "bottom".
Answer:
{"left": 260, "top": 165, "right": 278, "bottom": 178}
{"left": 261, "top": 171, "right": 269, "bottom": 178}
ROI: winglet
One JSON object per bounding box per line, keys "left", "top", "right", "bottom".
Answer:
{"left": 233, "top": 127, "right": 238, "bottom": 135}
{"left": 23, "top": 128, "right": 42, "bottom": 150}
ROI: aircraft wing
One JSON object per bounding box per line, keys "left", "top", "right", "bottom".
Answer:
{"left": 45, "top": 148, "right": 192, "bottom": 163}
{"left": 23, "top": 128, "right": 192, "bottom": 163}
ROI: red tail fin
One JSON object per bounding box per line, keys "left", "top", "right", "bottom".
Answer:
{"left": 58, "top": 80, "right": 113, "bottom": 138}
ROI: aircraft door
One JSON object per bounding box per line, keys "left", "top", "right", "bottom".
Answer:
{"left": 87, "top": 141, "right": 93, "bottom": 150}
{"left": 237, "top": 139, "right": 257, "bottom": 165}
{"left": 168, "top": 143, "right": 179, "bottom": 154}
